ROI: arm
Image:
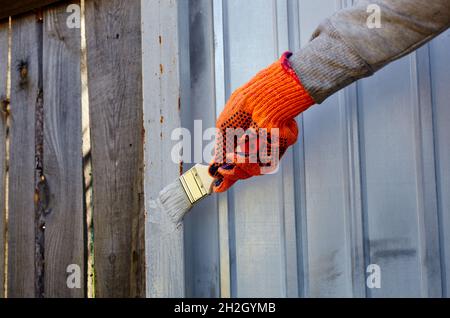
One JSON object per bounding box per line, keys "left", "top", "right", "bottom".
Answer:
{"left": 290, "top": 0, "right": 450, "bottom": 103}
{"left": 209, "top": 0, "right": 450, "bottom": 192}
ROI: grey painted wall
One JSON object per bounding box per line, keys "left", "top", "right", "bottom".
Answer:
{"left": 183, "top": 0, "right": 450, "bottom": 298}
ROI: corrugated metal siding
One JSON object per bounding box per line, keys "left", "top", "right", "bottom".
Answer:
{"left": 184, "top": 0, "right": 450, "bottom": 298}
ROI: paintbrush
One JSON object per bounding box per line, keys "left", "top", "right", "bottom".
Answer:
{"left": 148, "top": 164, "right": 215, "bottom": 228}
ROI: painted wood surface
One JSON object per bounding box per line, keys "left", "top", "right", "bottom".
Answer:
{"left": 142, "top": 0, "right": 189, "bottom": 298}
{"left": 8, "top": 12, "right": 40, "bottom": 298}
{"left": 0, "top": 19, "right": 8, "bottom": 298}
{"left": 85, "top": 0, "right": 145, "bottom": 298}
{"left": 42, "top": 2, "right": 84, "bottom": 297}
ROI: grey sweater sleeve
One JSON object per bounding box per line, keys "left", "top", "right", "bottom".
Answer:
{"left": 289, "top": 0, "right": 450, "bottom": 104}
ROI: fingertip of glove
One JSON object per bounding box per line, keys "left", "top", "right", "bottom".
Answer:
{"left": 221, "top": 163, "right": 235, "bottom": 171}
{"left": 213, "top": 177, "right": 238, "bottom": 193}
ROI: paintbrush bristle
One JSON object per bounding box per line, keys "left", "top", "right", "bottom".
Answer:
{"left": 147, "top": 180, "right": 192, "bottom": 232}
{"left": 159, "top": 180, "right": 193, "bottom": 224}
{"left": 148, "top": 164, "right": 215, "bottom": 231}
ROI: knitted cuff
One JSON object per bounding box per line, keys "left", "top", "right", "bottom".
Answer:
{"left": 288, "top": 21, "right": 374, "bottom": 104}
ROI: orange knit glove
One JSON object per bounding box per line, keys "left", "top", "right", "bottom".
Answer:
{"left": 209, "top": 52, "right": 315, "bottom": 192}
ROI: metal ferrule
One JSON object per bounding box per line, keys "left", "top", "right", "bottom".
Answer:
{"left": 179, "top": 166, "right": 209, "bottom": 205}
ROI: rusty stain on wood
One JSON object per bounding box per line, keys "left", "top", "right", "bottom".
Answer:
{"left": 1, "top": 97, "right": 9, "bottom": 117}
{"left": 35, "top": 8, "right": 43, "bottom": 23}
{"left": 18, "top": 60, "right": 27, "bottom": 78}
{"left": 143, "top": 0, "right": 188, "bottom": 297}
{"left": 17, "top": 59, "right": 28, "bottom": 88}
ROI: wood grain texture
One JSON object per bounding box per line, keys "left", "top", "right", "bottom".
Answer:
{"left": 43, "top": 2, "right": 84, "bottom": 297}
{"left": 142, "top": 0, "right": 188, "bottom": 298}
{"left": 85, "top": 0, "right": 145, "bottom": 298}
{"left": 0, "top": 20, "right": 8, "bottom": 299}
{"left": 0, "top": 0, "right": 62, "bottom": 20}
{"left": 8, "top": 13, "right": 40, "bottom": 298}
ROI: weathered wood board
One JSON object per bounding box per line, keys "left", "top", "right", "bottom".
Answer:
{"left": 8, "top": 12, "right": 40, "bottom": 298}
{"left": 43, "top": 1, "right": 84, "bottom": 297}
{"left": 85, "top": 0, "right": 145, "bottom": 298}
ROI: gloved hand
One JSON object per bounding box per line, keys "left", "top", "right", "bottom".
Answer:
{"left": 209, "top": 52, "right": 315, "bottom": 192}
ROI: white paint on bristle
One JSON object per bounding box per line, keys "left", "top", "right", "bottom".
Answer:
{"left": 148, "top": 179, "right": 192, "bottom": 232}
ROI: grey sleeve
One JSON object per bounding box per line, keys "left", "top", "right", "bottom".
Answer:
{"left": 289, "top": 0, "right": 450, "bottom": 104}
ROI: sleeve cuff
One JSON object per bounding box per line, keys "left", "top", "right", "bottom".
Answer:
{"left": 288, "top": 20, "right": 374, "bottom": 104}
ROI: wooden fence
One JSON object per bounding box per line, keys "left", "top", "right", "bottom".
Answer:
{"left": 0, "top": 0, "right": 152, "bottom": 298}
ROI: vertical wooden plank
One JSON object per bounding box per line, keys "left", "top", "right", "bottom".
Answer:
{"left": 8, "top": 12, "right": 40, "bottom": 298}
{"left": 43, "top": 1, "right": 84, "bottom": 297}
{"left": 84, "top": 0, "right": 145, "bottom": 297}
{"left": 142, "top": 0, "right": 188, "bottom": 298}
{"left": 0, "top": 19, "right": 9, "bottom": 299}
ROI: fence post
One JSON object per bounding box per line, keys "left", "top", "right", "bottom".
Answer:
{"left": 85, "top": 0, "right": 145, "bottom": 298}
{"left": 141, "top": 0, "right": 190, "bottom": 297}
{"left": 8, "top": 12, "right": 40, "bottom": 298}
{"left": 42, "top": 1, "right": 84, "bottom": 298}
